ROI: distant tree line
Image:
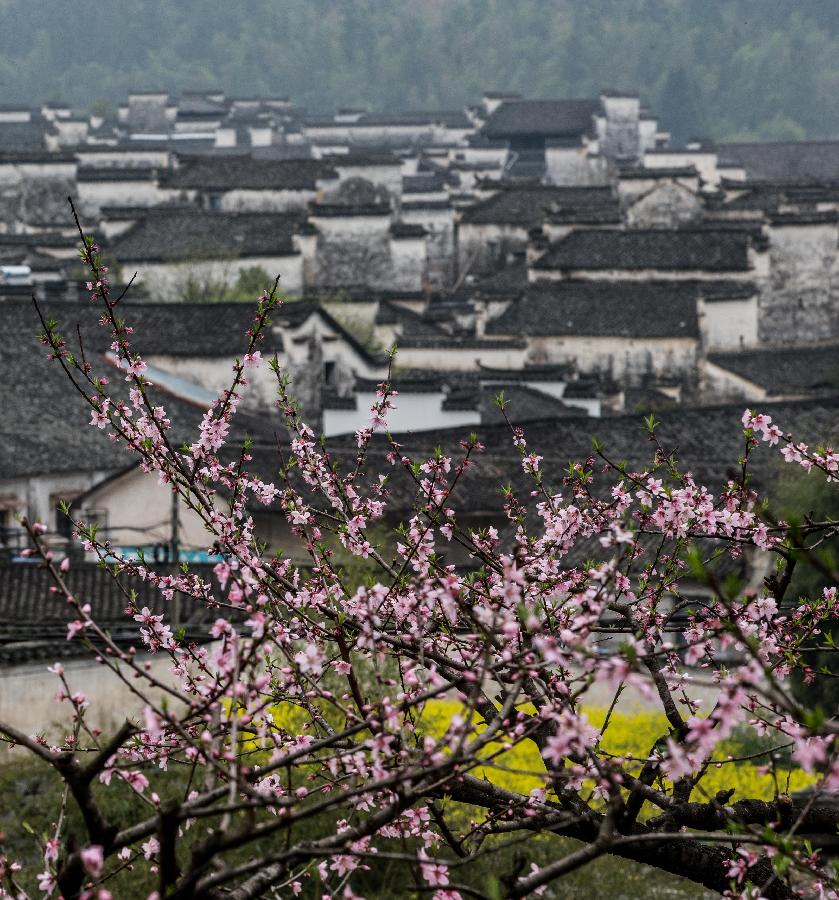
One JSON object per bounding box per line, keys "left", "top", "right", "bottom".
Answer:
{"left": 1, "top": 0, "right": 838, "bottom": 142}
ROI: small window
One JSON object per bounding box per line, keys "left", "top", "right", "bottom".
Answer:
{"left": 52, "top": 493, "right": 80, "bottom": 538}
{"left": 323, "top": 360, "right": 336, "bottom": 387}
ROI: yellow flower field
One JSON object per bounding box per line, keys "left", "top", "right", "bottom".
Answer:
{"left": 256, "top": 698, "right": 816, "bottom": 812}
{"left": 416, "top": 700, "right": 817, "bottom": 806}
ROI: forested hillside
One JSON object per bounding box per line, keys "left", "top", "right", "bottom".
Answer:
{"left": 1, "top": 0, "right": 837, "bottom": 141}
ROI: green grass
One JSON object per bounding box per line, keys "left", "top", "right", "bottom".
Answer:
{"left": 0, "top": 755, "right": 713, "bottom": 898}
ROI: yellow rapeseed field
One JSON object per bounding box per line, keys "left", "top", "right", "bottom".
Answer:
{"left": 415, "top": 700, "right": 817, "bottom": 809}
{"left": 257, "top": 698, "right": 816, "bottom": 815}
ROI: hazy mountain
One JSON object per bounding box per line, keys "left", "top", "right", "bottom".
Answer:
{"left": 0, "top": 0, "right": 835, "bottom": 141}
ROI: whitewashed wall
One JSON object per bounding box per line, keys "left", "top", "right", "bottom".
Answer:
{"left": 545, "top": 146, "right": 609, "bottom": 186}
{"left": 324, "top": 391, "right": 480, "bottom": 436}
{"left": 395, "top": 343, "right": 527, "bottom": 371}
{"left": 529, "top": 265, "right": 762, "bottom": 283}
{"left": 219, "top": 188, "right": 317, "bottom": 212}
{"left": 0, "top": 654, "right": 181, "bottom": 743}
{"left": 134, "top": 254, "right": 304, "bottom": 301}
{"left": 77, "top": 178, "right": 164, "bottom": 212}
{"left": 458, "top": 222, "right": 528, "bottom": 274}
{"left": 699, "top": 296, "right": 759, "bottom": 350}
{"left": 0, "top": 160, "right": 76, "bottom": 185}
{"left": 526, "top": 334, "right": 697, "bottom": 382}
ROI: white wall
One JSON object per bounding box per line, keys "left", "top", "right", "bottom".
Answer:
{"left": 526, "top": 334, "right": 697, "bottom": 382}
{"left": 76, "top": 149, "right": 171, "bottom": 168}
{"left": 77, "top": 178, "right": 164, "bottom": 212}
{"left": 135, "top": 254, "right": 304, "bottom": 300}
{"left": 310, "top": 213, "right": 392, "bottom": 240}
{"left": 0, "top": 160, "right": 76, "bottom": 185}
{"left": 280, "top": 313, "right": 385, "bottom": 378}
{"left": 77, "top": 467, "right": 212, "bottom": 555}
{"left": 529, "top": 266, "right": 759, "bottom": 283}
{"left": 219, "top": 188, "right": 317, "bottom": 212}
{"left": 545, "top": 146, "right": 610, "bottom": 186}
{"left": 395, "top": 343, "right": 527, "bottom": 371}
{"left": 457, "top": 222, "right": 528, "bottom": 274}
{"left": 0, "top": 653, "right": 181, "bottom": 743}
{"left": 699, "top": 296, "right": 759, "bottom": 350}
{"left": 324, "top": 391, "right": 480, "bottom": 436}
{"left": 389, "top": 236, "right": 427, "bottom": 291}
{"left": 625, "top": 182, "right": 703, "bottom": 228}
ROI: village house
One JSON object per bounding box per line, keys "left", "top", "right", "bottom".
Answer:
{"left": 107, "top": 207, "right": 309, "bottom": 299}
{"left": 456, "top": 183, "right": 619, "bottom": 275}
{"left": 158, "top": 155, "right": 340, "bottom": 212}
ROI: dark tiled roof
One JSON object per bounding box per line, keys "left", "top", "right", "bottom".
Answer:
{"left": 322, "top": 396, "right": 839, "bottom": 513}
{"left": 695, "top": 280, "right": 758, "bottom": 302}
{"left": 477, "top": 362, "right": 571, "bottom": 381}
{"left": 0, "top": 299, "right": 279, "bottom": 479}
{"left": 482, "top": 99, "right": 599, "bottom": 140}
{"left": 332, "top": 152, "right": 402, "bottom": 167}
{"left": 164, "top": 155, "right": 337, "bottom": 190}
{"left": 402, "top": 173, "right": 448, "bottom": 194}
{"left": 396, "top": 335, "right": 526, "bottom": 350}
{"left": 532, "top": 228, "right": 753, "bottom": 272}
{"left": 363, "top": 110, "right": 471, "bottom": 128}
{"left": 486, "top": 281, "right": 700, "bottom": 338}
{"left": 480, "top": 383, "right": 579, "bottom": 424}
{"left": 618, "top": 166, "right": 698, "bottom": 179}
{"left": 77, "top": 167, "right": 157, "bottom": 182}
{"left": 0, "top": 121, "right": 48, "bottom": 150}
{"left": 473, "top": 262, "right": 528, "bottom": 296}
{"left": 105, "top": 301, "right": 285, "bottom": 356}
{"left": 545, "top": 205, "right": 622, "bottom": 225}
{"left": 0, "top": 562, "right": 231, "bottom": 665}
{"left": 0, "top": 562, "right": 216, "bottom": 625}
{"left": 375, "top": 301, "right": 447, "bottom": 338}
{"left": 401, "top": 200, "right": 452, "bottom": 211}
{"left": 460, "top": 185, "right": 615, "bottom": 227}
{"left": 389, "top": 221, "right": 427, "bottom": 238}
{"left": 708, "top": 344, "right": 839, "bottom": 395}
{"left": 712, "top": 181, "right": 839, "bottom": 216}
{"left": 310, "top": 202, "right": 391, "bottom": 217}
{"left": 417, "top": 109, "right": 472, "bottom": 129}
{"left": 769, "top": 211, "right": 839, "bottom": 226}
{"left": 0, "top": 232, "right": 79, "bottom": 248}
{"left": 0, "top": 151, "right": 74, "bottom": 164}
{"left": 719, "top": 142, "right": 839, "bottom": 182}
{"left": 466, "top": 133, "right": 508, "bottom": 149}
{"left": 109, "top": 209, "right": 303, "bottom": 261}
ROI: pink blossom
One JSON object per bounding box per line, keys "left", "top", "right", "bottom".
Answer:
{"left": 80, "top": 845, "right": 104, "bottom": 878}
